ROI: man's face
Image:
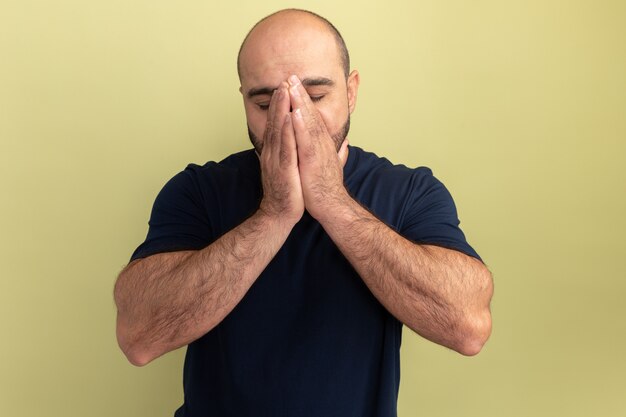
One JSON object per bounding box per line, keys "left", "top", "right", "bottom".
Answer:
{"left": 238, "top": 16, "right": 359, "bottom": 154}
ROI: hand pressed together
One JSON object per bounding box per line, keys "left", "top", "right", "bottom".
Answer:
{"left": 258, "top": 75, "right": 350, "bottom": 225}
{"left": 258, "top": 81, "right": 304, "bottom": 225}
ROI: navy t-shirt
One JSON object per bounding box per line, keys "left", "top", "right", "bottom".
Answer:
{"left": 131, "top": 146, "right": 481, "bottom": 417}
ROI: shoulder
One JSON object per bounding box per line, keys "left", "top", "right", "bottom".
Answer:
{"left": 183, "top": 149, "right": 259, "bottom": 182}
{"left": 152, "top": 149, "right": 259, "bottom": 212}
{"left": 346, "top": 146, "right": 443, "bottom": 226}
{"left": 131, "top": 149, "right": 261, "bottom": 260}
{"left": 347, "top": 148, "right": 480, "bottom": 260}
{"left": 347, "top": 146, "right": 434, "bottom": 180}
{"left": 346, "top": 146, "right": 438, "bottom": 200}
{"left": 162, "top": 149, "right": 259, "bottom": 194}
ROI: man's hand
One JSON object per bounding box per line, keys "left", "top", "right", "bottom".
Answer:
{"left": 258, "top": 82, "right": 305, "bottom": 226}
{"left": 287, "top": 75, "right": 350, "bottom": 222}
{"left": 283, "top": 76, "right": 492, "bottom": 356}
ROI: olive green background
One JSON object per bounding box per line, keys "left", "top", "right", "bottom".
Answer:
{"left": 1, "top": 0, "right": 624, "bottom": 416}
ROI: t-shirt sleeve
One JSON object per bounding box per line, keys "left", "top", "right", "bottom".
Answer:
{"left": 130, "top": 168, "right": 212, "bottom": 262}
{"left": 399, "top": 168, "right": 482, "bottom": 262}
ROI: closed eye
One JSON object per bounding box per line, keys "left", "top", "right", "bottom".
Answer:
{"left": 310, "top": 95, "right": 324, "bottom": 102}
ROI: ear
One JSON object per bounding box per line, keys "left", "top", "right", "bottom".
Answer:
{"left": 346, "top": 70, "right": 360, "bottom": 114}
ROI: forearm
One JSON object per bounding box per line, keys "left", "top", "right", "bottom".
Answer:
{"left": 114, "top": 209, "right": 294, "bottom": 366}
{"left": 318, "top": 192, "right": 493, "bottom": 355}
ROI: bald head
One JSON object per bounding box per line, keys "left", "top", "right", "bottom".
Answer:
{"left": 237, "top": 9, "right": 350, "bottom": 81}
{"left": 238, "top": 9, "right": 360, "bottom": 155}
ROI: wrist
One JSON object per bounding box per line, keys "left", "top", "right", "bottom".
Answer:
{"left": 310, "top": 187, "right": 357, "bottom": 226}
{"left": 256, "top": 201, "right": 302, "bottom": 231}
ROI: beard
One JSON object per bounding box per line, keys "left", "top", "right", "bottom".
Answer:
{"left": 248, "top": 115, "right": 351, "bottom": 155}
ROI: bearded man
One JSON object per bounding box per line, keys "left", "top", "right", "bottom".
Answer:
{"left": 114, "top": 8, "right": 493, "bottom": 417}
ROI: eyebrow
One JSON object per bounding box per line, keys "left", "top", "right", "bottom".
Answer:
{"left": 246, "top": 77, "right": 335, "bottom": 98}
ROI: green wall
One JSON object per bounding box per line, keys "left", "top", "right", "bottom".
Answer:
{"left": 1, "top": 1, "right": 625, "bottom": 416}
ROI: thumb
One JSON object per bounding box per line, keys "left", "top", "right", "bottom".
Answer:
{"left": 338, "top": 138, "right": 350, "bottom": 167}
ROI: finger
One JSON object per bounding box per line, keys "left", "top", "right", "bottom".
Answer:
{"left": 287, "top": 75, "right": 324, "bottom": 137}
{"left": 280, "top": 113, "right": 297, "bottom": 168}
{"left": 287, "top": 76, "right": 316, "bottom": 160}
{"left": 291, "top": 106, "right": 310, "bottom": 157}
{"left": 269, "top": 84, "right": 291, "bottom": 153}
{"left": 338, "top": 138, "right": 350, "bottom": 167}
{"left": 273, "top": 84, "right": 290, "bottom": 133}
{"left": 263, "top": 88, "right": 281, "bottom": 152}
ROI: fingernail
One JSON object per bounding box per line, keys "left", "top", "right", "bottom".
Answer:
{"left": 288, "top": 75, "right": 300, "bottom": 86}
{"left": 294, "top": 108, "right": 302, "bottom": 119}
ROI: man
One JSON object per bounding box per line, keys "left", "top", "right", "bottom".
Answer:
{"left": 114, "top": 8, "right": 493, "bottom": 417}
